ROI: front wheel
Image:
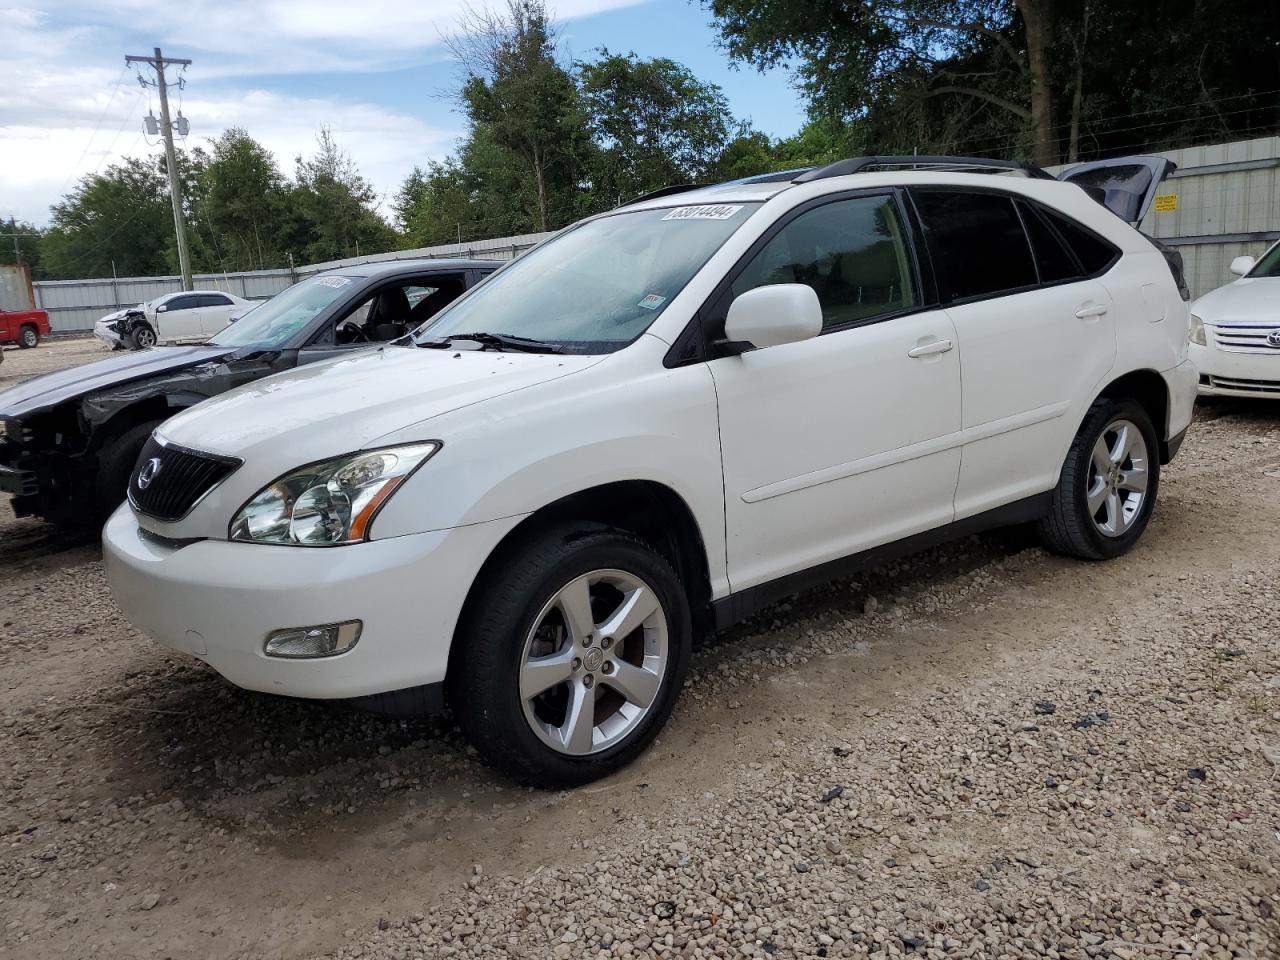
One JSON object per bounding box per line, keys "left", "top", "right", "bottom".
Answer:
{"left": 449, "top": 524, "right": 691, "bottom": 788}
{"left": 18, "top": 325, "right": 38, "bottom": 348}
{"left": 130, "top": 324, "right": 157, "bottom": 349}
{"left": 1037, "top": 398, "right": 1160, "bottom": 560}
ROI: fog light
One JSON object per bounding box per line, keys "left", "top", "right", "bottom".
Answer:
{"left": 264, "top": 620, "right": 362, "bottom": 659}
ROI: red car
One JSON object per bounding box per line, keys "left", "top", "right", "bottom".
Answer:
{"left": 0, "top": 307, "right": 51, "bottom": 349}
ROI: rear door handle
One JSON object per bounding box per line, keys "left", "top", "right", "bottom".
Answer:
{"left": 907, "top": 338, "right": 954, "bottom": 359}
{"left": 1075, "top": 304, "right": 1108, "bottom": 319}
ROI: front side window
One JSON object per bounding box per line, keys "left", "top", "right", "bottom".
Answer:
{"left": 730, "top": 194, "right": 917, "bottom": 329}
{"left": 1248, "top": 242, "right": 1280, "bottom": 278}
{"left": 913, "top": 190, "right": 1037, "bottom": 302}
{"left": 416, "top": 203, "right": 760, "bottom": 353}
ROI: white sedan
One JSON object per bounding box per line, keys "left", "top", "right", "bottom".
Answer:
{"left": 1189, "top": 241, "right": 1280, "bottom": 398}
{"left": 94, "top": 290, "right": 254, "bottom": 349}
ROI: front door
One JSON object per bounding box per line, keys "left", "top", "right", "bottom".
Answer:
{"left": 707, "top": 193, "right": 964, "bottom": 592}
{"left": 156, "top": 295, "right": 203, "bottom": 341}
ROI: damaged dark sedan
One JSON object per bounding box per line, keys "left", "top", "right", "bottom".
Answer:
{"left": 0, "top": 258, "right": 498, "bottom": 526}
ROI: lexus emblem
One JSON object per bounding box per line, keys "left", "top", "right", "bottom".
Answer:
{"left": 1267, "top": 329, "right": 1280, "bottom": 348}
{"left": 137, "top": 457, "right": 162, "bottom": 490}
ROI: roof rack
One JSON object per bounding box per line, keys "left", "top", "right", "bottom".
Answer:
{"left": 792, "top": 155, "right": 1056, "bottom": 184}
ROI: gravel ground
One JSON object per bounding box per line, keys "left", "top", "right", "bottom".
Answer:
{"left": 1, "top": 340, "right": 1277, "bottom": 959}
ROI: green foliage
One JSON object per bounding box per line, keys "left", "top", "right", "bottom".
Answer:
{"left": 580, "top": 50, "right": 733, "bottom": 205}
{"left": 0, "top": 217, "right": 46, "bottom": 278}
{"left": 291, "top": 127, "right": 397, "bottom": 263}
{"left": 40, "top": 158, "right": 174, "bottom": 279}
{"left": 704, "top": 0, "right": 1280, "bottom": 165}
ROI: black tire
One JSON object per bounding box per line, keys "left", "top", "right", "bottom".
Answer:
{"left": 1037, "top": 397, "right": 1161, "bottom": 560}
{"left": 18, "top": 325, "right": 38, "bottom": 349}
{"left": 130, "top": 324, "right": 157, "bottom": 349}
{"left": 94, "top": 420, "right": 163, "bottom": 523}
{"left": 448, "top": 523, "right": 692, "bottom": 788}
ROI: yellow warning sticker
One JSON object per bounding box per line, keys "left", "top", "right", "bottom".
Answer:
{"left": 1154, "top": 194, "right": 1178, "bottom": 213}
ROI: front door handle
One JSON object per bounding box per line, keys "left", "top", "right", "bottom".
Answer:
{"left": 907, "top": 338, "right": 954, "bottom": 359}
{"left": 1075, "top": 304, "right": 1109, "bottom": 319}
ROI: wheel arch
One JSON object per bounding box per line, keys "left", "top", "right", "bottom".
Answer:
{"left": 447, "top": 480, "right": 715, "bottom": 679}
{"left": 1093, "top": 368, "right": 1173, "bottom": 463}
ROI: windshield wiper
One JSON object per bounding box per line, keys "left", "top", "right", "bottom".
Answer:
{"left": 418, "top": 331, "right": 563, "bottom": 354}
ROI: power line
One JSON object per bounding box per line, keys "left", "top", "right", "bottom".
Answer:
{"left": 59, "top": 65, "right": 130, "bottom": 195}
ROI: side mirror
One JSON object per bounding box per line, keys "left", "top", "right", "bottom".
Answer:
{"left": 721, "top": 283, "right": 822, "bottom": 354}
{"left": 156, "top": 303, "right": 168, "bottom": 312}
{"left": 1230, "top": 255, "right": 1255, "bottom": 277}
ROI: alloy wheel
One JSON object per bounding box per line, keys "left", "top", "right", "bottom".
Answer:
{"left": 518, "top": 568, "right": 669, "bottom": 756}
{"left": 1087, "top": 418, "right": 1149, "bottom": 537}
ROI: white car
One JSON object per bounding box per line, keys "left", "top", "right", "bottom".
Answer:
{"left": 104, "top": 155, "right": 1196, "bottom": 786}
{"left": 94, "top": 290, "right": 253, "bottom": 349}
{"left": 1188, "top": 240, "right": 1280, "bottom": 397}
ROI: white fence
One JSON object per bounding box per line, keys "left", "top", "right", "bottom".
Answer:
{"left": 33, "top": 232, "right": 552, "bottom": 334}
{"left": 33, "top": 134, "right": 1280, "bottom": 334}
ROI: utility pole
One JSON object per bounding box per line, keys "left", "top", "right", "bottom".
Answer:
{"left": 126, "top": 47, "right": 193, "bottom": 290}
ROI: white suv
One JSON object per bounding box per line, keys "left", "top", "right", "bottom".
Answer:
{"left": 104, "top": 156, "right": 1197, "bottom": 786}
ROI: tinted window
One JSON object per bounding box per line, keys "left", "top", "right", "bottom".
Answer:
{"left": 1017, "top": 202, "right": 1081, "bottom": 284}
{"left": 1061, "top": 164, "right": 1151, "bottom": 224}
{"left": 165, "top": 295, "right": 198, "bottom": 311}
{"left": 731, "top": 195, "right": 917, "bottom": 329}
{"left": 205, "top": 294, "right": 233, "bottom": 307}
{"left": 1039, "top": 208, "right": 1119, "bottom": 275}
{"left": 913, "top": 190, "right": 1037, "bottom": 302}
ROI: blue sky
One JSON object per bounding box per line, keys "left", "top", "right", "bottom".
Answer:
{"left": 0, "top": 0, "right": 806, "bottom": 226}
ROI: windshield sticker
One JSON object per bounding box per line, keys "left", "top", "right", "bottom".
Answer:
{"left": 316, "top": 276, "right": 353, "bottom": 288}
{"left": 637, "top": 294, "right": 667, "bottom": 310}
{"left": 661, "top": 204, "right": 744, "bottom": 221}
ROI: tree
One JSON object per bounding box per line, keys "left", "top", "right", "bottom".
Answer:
{"left": 579, "top": 50, "right": 734, "bottom": 204}
{"left": 450, "top": 0, "right": 587, "bottom": 232}
{"left": 40, "top": 158, "right": 174, "bottom": 279}
{"left": 0, "top": 218, "right": 45, "bottom": 278}
{"left": 193, "top": 128, "right": 291, "bottom": 271}
{"left": 291, "top": 127, "right": 395, "bottom": 262}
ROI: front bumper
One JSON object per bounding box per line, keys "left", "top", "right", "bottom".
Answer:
{"left": 103, "top": 506, "right": 524, "bottom": 701}
{"left": 1189, "top": 340, "right": 1280, "bottom": 398}
{"left": 93, "top": 322, "right": 122, "bottom": 347}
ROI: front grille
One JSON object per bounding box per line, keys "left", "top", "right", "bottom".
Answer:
{"left": 1204, "top": 375, "right": 1280, "bottom": 395}
{"left": 1210, "top": 325, "right": 1280, "bottom": 354}
{"left": 128, "top": 435, "right": 241, "bottom": 522}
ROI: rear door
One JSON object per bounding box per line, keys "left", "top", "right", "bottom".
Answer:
{"left": 1056, "top": 156, "right": 1175, "bottom": 226}
{"left": 909, "top": 188, "right": 1119, "bottom": 519}
{"left": 198, "top": 294, "right": 239, "bottom": 335}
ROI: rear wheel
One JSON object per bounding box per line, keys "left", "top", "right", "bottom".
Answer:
{"left": 130, "top": 324, "right": 157, "bottom": 349}
{"left": 449, "top": 524, "right": 691, "bottom": 787}
{"left": 18, "top": 325, "right": 38, "bottom": 348}
{"left": 1037, "top": 398, "right": 1160, "bottom": 560}
{"left": 94, "top": 420, "right": 163, "bottom": 523}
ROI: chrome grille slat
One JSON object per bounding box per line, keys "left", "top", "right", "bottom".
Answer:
{"left": 1209, "top": 324, "right": 1280, "bottom": 355}
{"left": 128, "top": 436, "right": 242, "bottom": 522}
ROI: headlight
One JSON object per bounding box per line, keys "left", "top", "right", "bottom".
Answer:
{"left": 1189, "top": 314, "right": 1207, "bottom": 346}
{"left": 229, "top": 442, "right": 440, "bottom": 546}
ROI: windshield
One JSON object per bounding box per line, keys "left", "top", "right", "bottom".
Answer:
{"left": 414, "top": 202, "right": 761, "bottom": 353}
{"left": 1248, "top": 242, "right": 1280, "bottom": 278}
{"left": 210, "top": 275, "right": 356, "bottom": 348}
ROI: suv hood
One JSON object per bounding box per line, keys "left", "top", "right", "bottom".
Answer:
{"left": 0, "top": 344, "right": 234, "bottom": 419}
{"left": 1192, "top": 277, "right": 1279, "bottom": 326}
{"left": 159, "top": 345, "right": 603, "bottom": 462}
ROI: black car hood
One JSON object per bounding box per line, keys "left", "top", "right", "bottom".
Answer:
{"left": 0, "top": 345, "right": 237, "bottom": 420}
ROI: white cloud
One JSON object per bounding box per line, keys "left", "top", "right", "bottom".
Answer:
{"left": 0, "top": 0, "right": 643, "bottom": 223}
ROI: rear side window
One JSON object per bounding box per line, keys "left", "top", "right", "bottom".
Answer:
{"left": 205, "top": 294, "right": 233, "bottom": 307}
{"left": 1037, "top": 207, "right": 1119, "bottom": 275}
{"left": 912, "top": 190, "right": 1037, "bottom": 302}
{"left": 730, "top": 194, "right": 918, "bottom": 329}
{"left": 1017, "top": 201, "right": 1081, "bottom": 284}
